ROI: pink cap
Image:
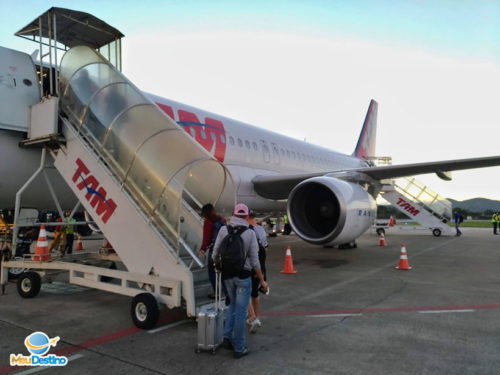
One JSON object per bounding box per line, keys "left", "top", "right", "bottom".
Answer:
{"left": 233, "top": 203, "right": 249, "bottom": 216}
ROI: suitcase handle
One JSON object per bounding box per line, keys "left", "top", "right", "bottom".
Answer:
{"left": 214, "top": 271, "right": 222, "bottom": 312}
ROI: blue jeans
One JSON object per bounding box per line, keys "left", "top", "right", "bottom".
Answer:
{"left": 223, "top": 276, "right": 252, "bottom": 352}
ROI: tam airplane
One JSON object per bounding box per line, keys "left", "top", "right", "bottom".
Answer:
{"left": 2, "top": 36, "right": 500, "bottom": 248}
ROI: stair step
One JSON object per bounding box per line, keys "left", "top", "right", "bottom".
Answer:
{"left": 192, "top": 268, "right": 209, "bottom": 283}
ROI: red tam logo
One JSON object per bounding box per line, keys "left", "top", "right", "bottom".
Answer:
{"left": 72, "top": 158, "right": 117, "bottom": 224}
{"left": 396, "top": 198, "right": 420, "bottom": 216}
{"left": 157, "top": 103, "right": 227, "bottom": 162}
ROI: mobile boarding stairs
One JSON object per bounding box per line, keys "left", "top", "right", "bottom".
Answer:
{"left": 0, "top": 8, "right": 233, "bottom": 329}
{"left": 376, "top": 166, "right": 453, "bottom": 237}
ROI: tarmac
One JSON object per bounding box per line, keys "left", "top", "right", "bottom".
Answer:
{"left": 1, "top": 227, "right": 500, "bottom": 374}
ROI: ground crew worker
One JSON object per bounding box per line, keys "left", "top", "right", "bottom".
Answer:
{"left": 453, "top": 211, "right": 463, "bottom": 236}
{"left": 48, "top": 215, "right": 64, "bottom": 253}
{"left": 492, "top": 212, "right": 498, "bottom": 235}
{"left": 283, "top": 214, "right": 292, "bottom": 235}
{"left": 64, "top": 210, "right": 76, "bottom": 255}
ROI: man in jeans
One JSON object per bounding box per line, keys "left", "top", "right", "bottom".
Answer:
{"left": 212, "top": 203, "right": 268, "bottom": 359}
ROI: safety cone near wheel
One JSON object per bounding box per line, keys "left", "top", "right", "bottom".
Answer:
{"left": 102, "top": 239, "right": 116, "bottom": 254}
{"left": 33, "top": 225, "right": 51, "bottom": 261}
{"left": 281, "top": 246, "right": 297, "bottom": 274}
{"left": 76, "top": 234, "right": 84, "bottom": 251}
{"left": 379, "top": 233, "right": 387, "bottom": 246}
{"left": 395, "top": 244, "right": 412, "bottom": 270}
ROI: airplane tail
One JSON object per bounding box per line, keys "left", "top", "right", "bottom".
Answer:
{"left": 353, "top": 99, "right": 378, "bottom": 159}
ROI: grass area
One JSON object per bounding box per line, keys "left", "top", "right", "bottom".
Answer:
{"left": 389, "top": 220, "right": 492, "bottom": 228}
{"left": 450, "top": 221, "right": 492, "bottom": 228}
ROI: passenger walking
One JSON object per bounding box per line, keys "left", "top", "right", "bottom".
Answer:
{"left": 492, "top": 213, "right": 498, "bottom": 235}
{"left": 247, "top": 212, "right": 268, "bottom": 333}
{"left": 64, "top": 210, "right": 76, "bottom": 255}
{"left": 198, "top": 204, "right": 226, "bottom": 298}
{"left": 453, "top": 211, "right": 463, "bottom": 236}
{"left": 212, "top": 203, "right": 268, "bottom": 359}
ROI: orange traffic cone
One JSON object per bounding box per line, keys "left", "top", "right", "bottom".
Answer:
{"left": 76, "top": 234, "right": 84, "bottom": 251}
{"left": 281, "top": 246, "right": 297, "bottom": 274}
{"left": 389, "top": 216, "right": 396, "bottom": 227}
{"left": 379, "top": 233, "right": 387, "bottom": 246}
{"left": 33, "top": 225, "right": 51, "bottom": 261}
{"left": 395, "top": 244, "right": 412, "bottom": 270}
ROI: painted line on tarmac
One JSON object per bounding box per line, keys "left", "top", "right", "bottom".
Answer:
{"left": 262, "top": 303, "right": 500, "bottom": 317}
{"left": 148, "top": 319, "right": 190, "bottom": 333}
{"left": 418, "top": 309, "right": 475, "bottom": 314}
{"left": 11, "top": 354, "right": 84, "bottom": 375}
{"left": 271, "top": 237, "right": 459, "bottom": 313}
{"left": 308, "top": 313, "right": 362, "bottom": 318}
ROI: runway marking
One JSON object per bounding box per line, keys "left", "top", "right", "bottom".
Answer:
{"left": 148, "top": 319, "right": 190, "bottom": 333}
{"left": 418, "top": 309, "right": 475, "bottom": 314}
{"left": 308, "top": 313, "right": 362, "bottom": 318}
{"left": 261, "top": 303, "right": 500, "bottom": 317}
{"left": 12, "top": 354, "right": 83, "bottom": 375}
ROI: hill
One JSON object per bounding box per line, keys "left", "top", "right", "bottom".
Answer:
{"left": 449, "top": 198, "right": 500, "bottom": 213}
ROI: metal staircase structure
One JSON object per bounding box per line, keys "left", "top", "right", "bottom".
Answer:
{"left": 380, "top": 177, "right": 453, "bottom": 236}
{"left": 50, "top": 45, "right": 231, "bottom": 315}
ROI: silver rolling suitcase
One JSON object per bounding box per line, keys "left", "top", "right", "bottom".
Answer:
{"left": 196, "top": 272, "right": 225, "bottom": 354}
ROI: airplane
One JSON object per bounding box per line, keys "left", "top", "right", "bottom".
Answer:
{"left": 1, "top": 12, "right": 500, "bottom": 249}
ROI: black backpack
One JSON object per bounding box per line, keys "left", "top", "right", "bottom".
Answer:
{"left": 216, "top": 225, "right": 248, "bottom": 278}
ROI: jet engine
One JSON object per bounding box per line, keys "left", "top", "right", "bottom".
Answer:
{"left": 287, "top": 176, "right": 376, "bottom": 246}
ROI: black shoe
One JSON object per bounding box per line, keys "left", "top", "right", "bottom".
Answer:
{"left": 221, "top": 338, "right": 233, "bottom": 350}
{"left": 233, "top": 348, "right": 249, "bottom": 359}
{"left": 225, "top": 297, "right": 231, "bottom": 306}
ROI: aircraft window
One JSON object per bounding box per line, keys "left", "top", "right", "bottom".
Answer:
{"left": 245, "top": 140, "right": 251, "bottom": 149}
{"left": 220, "top": 134, "right": 226, "bottom": 144}
{"left": 252, "top": 141, "right": 258, "bottom": 150}
{"left": 189, "top": 127, "right": 196, "bottom": 138}
{"left": 229, "top": 136, "right": 235, "bottom": 145}
{"left": 211, "top": 132, "right": 216, "bottom": 142}
{"left": 280, "top": 148, "right": 285, "bottom": 156}
{"left": 201, "top": 129, "right": 207, "bottom": 139}
{"left": 237, "top": 138, "right": 243, "bottom": 147}
{"left": 23, "top": 79, "right": 33, "bottom": 86}
{"left": 273, "top": 145, "right": 279, "bottom": 154}
{"left": 286, "top": 150, "right": 290, "bottom": 158}
{"left": 263, "top": 144, "right": 270, "bottom": 153}
{"left": 292, "top": 151, "right": 296, "bottom": 159}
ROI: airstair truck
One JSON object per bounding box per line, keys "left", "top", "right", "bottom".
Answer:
{"left": 0, "top": 8, "right": 234, "bottom": 329}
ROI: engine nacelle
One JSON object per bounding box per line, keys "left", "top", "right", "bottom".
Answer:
{"left": 287, "top": 176, "right": 376, "bottom": 246}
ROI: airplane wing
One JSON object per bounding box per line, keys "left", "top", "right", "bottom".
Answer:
{"left": 253, "top": 155, "right": 500, "bottom": 200}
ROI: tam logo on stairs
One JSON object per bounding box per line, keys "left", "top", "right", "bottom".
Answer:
{"left": 72, "top": 158, "right": 117, "bottom": 223}
{"left": 396, "top": 198, "right": 420, "bottom": 216}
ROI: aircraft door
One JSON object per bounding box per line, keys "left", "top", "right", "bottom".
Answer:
{"left": 260, "top": 140, "right": 271, "bottom": 163}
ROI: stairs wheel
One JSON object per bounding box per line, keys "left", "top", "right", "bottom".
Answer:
{"left": 376, "top": 228, "right": 385, "bottom": 236}
{"left": 432, "top": 229, "right": 442, "bottom": 237}
{"left": 131, "top": 292, "right": 159, "bottom": 329}
{"left": 17, "top": 272, "right": 42, "bottom": 298}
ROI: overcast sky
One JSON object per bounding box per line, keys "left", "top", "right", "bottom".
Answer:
{"left": 1, "top": 0, "right": 499, "bottom": 200}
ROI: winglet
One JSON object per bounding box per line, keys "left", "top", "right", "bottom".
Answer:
{"left": 353, "top": 99, "right": 378, "bottom": 159}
